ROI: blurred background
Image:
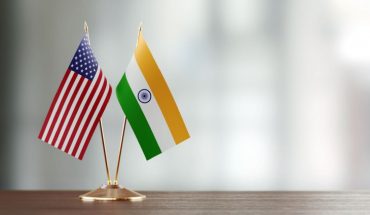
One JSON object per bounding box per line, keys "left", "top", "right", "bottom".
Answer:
{"left": 1, "top": 0, "right": 370, "bottom": 190}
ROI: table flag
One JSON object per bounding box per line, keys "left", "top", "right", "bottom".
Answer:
{"left": 38, "top": 34, "right": 112, "bottom": 160}
{"left": 116, "top": 31, "right": 190, "bottom": 160}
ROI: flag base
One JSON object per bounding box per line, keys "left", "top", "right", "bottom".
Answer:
{"left": 79, "top": 184, "right": 146, "bottom": 201}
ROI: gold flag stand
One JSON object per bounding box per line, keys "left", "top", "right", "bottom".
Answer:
{"left": 79, "top": 22, "right": 146, "bottom": 201}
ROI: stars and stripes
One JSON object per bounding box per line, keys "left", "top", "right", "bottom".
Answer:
{"left": 38, "top": 34, "right": 112, "bottom": 160}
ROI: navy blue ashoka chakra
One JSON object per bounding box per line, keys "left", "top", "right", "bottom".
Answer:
{"left": 137, "top": 89, "right": 152, "bottom": 103}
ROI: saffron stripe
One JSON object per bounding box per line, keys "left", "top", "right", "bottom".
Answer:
{"left": 116, "top": 74, "right": 162, "bottom": 160}
{"left": 135, "top": 33, "right": 190, "bottom": 144}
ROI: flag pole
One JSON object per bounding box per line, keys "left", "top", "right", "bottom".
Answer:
{"left": 113, "top": 117, "right": 127, "bottom": 185}
{"left": 98, "top": 119, "right": 112, "bottom": 185}
{"left": 84, "top": 21, "right": 112, "bottom": 185}
{"left": 113, "top": 22, "right": 143, "bottom": 185}
{"left": 80, "top": 21, "right": 145, "bottom": 201}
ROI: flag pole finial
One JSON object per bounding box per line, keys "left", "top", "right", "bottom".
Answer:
{"left": 136, "top": 22, "right": 143, "bottom": 47}
{"left": 84, "top": 21, "right": 91, "bottom": 45}
{"left": 139, "top": 21, "right": 143, "bottom": 33}
{"left": 84, "top": 21, "right": 89, "bottom": 34}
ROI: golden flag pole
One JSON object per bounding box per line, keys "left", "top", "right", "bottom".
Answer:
{"left": 113, "top": 22, "right": 143, "bottom": 185}
{"left": 79, "top": 21, "right": 145, "bottom": 201}
{"left": 98, "top": 119, "right": 112, "bottom": 185}
{"left": 84, "top": 21, "right": 112, "bottom": 185}
{"left": 113, "top": 117, "right": 127, "bottom": 185}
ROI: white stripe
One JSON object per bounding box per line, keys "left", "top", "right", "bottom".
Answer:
{"left": 125, "top": 56, "right": 174, "bottom": 152}
{"left": 54, "top": 78, "right": 88, "bottom": 149}
{"left": 75, "top": 79, "right": 110, "bottom": 158}
{"left": 49, "top": 75, "right": 81, "bottom": 144}
{"left": 64, "top": 68, "right": 102, "bottom": 152}
{"left": 68, "top": 69, "right": 105, "bottom": 155}
{"left": 41, "top": 71, "right": 74, "bottom": 141}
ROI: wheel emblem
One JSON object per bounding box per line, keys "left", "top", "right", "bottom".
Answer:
{"left": 137, "top": 89, "right": 151, "bottom": 103}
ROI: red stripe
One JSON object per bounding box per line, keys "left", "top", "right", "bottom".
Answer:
{"left": 59, "top": 80, "right": 92, "bottom": 150}
{"left": 71, "top": 78, "right": 108, "bottom": 157}
{"left": 65, "top": 72, "right": 103, "bottom": 154}
{"left": 51, "top": 76, "right": 84, "bottom": 146}
{"left": 78, "top": 84, "right": 112, "bottom": 160}
{"left": 38, "top": 70, "right": 70, "bottom": 139}
{"left": 44, "top": 72, "right": 78, "bottom": 143}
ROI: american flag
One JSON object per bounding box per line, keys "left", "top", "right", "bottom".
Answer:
{"left": 38, "top": 34, "right": 112, "bottom": 160}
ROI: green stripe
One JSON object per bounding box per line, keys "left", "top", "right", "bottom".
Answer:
{"left": 116, "top": 74, "right": 161, "bottom": 160}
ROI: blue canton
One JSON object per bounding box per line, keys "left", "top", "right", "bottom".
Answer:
{"left": 68, "top": 34, "right": 98, "bottom": 80}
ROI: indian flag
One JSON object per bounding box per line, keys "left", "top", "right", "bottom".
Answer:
{"left": 116, "top": 31, "right": 190, "bottom": 160}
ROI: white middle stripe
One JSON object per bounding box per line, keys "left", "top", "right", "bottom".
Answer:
{"left": 125, "top": 56, "right": 174, "bottom": 152}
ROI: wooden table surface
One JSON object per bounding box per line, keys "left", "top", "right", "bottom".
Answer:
{"left": 1, "top": 191, "right": 370, "bottom": 214}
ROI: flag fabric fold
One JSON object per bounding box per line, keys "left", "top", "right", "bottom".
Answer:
{"left": 116, "top": 31, "right": 190, "bottom": 160}
{"left": 38, "top": 34, "right": 112, "bottom": 160}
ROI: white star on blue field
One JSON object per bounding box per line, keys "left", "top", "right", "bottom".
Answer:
{"left": 69, "top": 35, "right": 98, "bottom": 80}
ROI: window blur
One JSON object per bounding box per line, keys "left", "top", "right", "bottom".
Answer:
{"left": 0, "top": 0, "right": 370, "bottom": 190}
